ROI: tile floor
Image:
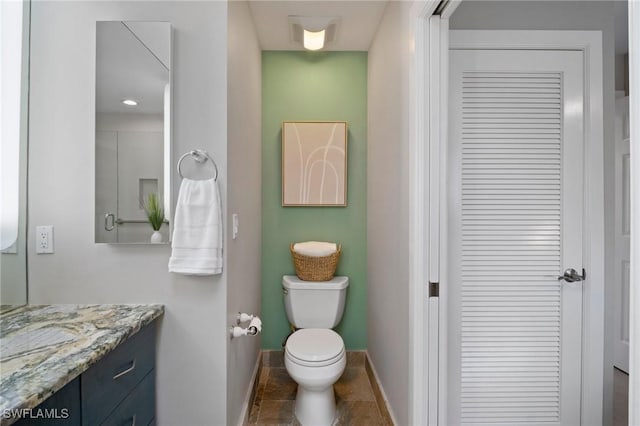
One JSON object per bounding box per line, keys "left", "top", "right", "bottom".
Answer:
{"left": 613, "top": 367, "right": 629, "bottom": 426}
{"left": 250, "top": 356, "right": 631, "bottom": 425}
{"left": 249, "top": 352, "right": 392, "bottom": 425}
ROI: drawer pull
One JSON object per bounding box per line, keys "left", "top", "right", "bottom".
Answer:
{"left": 127, "top": 414, "right": 136, "bottom": 426}
{"left": 113, "top": 359, "right": 136, "bottom": 380}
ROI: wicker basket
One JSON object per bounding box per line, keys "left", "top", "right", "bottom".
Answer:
{"left": 290, "top": 243, "right": 341, "bottom": 281}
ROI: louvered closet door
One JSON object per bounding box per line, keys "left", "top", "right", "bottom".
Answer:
{"left": 447, "top": 50, "right": 584, "bottom": 426}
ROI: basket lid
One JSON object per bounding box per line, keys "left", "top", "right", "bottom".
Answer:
{"left": 283, "top": 275, "right": 349, "bottom": 290}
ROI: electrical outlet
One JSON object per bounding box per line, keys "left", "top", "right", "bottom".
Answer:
{"left": 36, "top": 226, "right": 54, "bottom": 254}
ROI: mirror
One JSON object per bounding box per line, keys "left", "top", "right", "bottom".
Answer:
{"left": 95, "top": 21, "right": 172, "bottom": 244}
{"left": 0, "top": 0, "right": 30, "bottom": 310}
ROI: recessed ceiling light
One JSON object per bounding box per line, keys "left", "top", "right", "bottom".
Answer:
{"left": 303, "top": 29, "right": 325, "bottom": 51}
{"left": 122, "top": 99, "right": 138, "bottom": 106}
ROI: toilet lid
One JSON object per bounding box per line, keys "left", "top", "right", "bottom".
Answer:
{"left": 286, "top": 329, "right": 345, "bottom": 366}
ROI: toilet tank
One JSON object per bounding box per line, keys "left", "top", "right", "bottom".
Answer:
{"left": 283, "top": 275, "right": 349, "bottom": 329}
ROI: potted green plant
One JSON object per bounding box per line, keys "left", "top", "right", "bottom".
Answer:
{"left": 143, "top": 193, "right": 165, "bottom": 243}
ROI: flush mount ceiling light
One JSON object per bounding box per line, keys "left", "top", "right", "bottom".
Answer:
{"left": 289, "top": 16, "right": 339, "bottom": 51}
{"left": 121, "top": 99, "right": 138, "bottom": 106}
{"left": 303, "top": 29, "right": 325, "bottom": 51}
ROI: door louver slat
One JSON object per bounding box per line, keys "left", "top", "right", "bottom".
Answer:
{"left": 460, "top": 71, "right": 562, "bottom": 424}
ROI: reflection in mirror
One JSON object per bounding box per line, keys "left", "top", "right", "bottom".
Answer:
{"left": 0, "top": 0, "right": 30, "bottom": 310}
{"left": 95, "top": 21, "right": 172, "bottom": 244}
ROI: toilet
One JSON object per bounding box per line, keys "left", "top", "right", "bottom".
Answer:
{"left": 282, "top": 275, "right": 349, "bottom": 426}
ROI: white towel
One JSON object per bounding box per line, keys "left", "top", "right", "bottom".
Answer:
{"left": 169, "top": 178, "right": 223, "bottom": 275}
{"left": 293, "top": 241, "right": 337, "bottom": 257}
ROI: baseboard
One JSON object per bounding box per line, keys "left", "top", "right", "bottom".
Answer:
{"left": 365, "top": 351, "right": 399, "bottom": 426}
{"left": 238, "top": 352, "right": 262, "bottom": 426}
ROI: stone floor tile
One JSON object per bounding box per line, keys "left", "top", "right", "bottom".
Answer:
{"left": 334, "top": 368, "right": 376, "bottom": 401}
{"left": 614, "top": 368, "right": 629, "bottom": 426}
{"left": 257, "top": 400, "right": 295, "bottom": 425}
{"left": 251, "top": 353, "right": 391, "bottom": 425}
{"left": 346, "top": 351, "right": 366, "bottom": 368}
{"left": 336, "top": 400, "right": 384, "bottom": 426}
{"left": 263, "top": 368, "right": 297, "bottom": 401}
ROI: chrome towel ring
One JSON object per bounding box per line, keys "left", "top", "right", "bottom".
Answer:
{"left": 177, "top": 149, "right": 218, "bottom": 181}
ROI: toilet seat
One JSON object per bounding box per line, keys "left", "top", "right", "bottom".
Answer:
{"left": 285, "top": 329, "right": 345, "bottom": 367}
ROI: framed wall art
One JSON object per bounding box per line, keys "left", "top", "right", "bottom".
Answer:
{"left": 282, "top": 121, "right": 348, "bottom": 206}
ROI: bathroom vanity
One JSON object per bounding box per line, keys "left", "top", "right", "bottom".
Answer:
{"left": 0, "top": 304, "right": 163, "bottom": 425}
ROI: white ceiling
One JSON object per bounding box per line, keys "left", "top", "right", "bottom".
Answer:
{"left": 250, "top": 1, "right": 630, "bottom": 54}
{"left": 248, "top": 1, "right": 389, "bottom": 51}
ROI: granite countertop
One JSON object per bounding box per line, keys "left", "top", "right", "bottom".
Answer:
{"left": 0, "top": 304, "right": 164, "bottom": 421}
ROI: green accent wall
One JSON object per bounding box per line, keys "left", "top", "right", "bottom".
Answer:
{"left": 261, "top": 51, "right": 367, "bottom": 350}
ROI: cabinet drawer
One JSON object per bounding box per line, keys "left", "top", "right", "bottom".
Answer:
{"left": 99, "top": 371, "right": 155, "bottom": 426}
{"left": 81, "top": 323, "right": 156, "bottom": 426}
{"left": 14, "top": 377, "right": 82, "bottom": 426}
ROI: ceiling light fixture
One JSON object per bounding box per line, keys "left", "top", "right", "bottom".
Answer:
{"left": 122, "top": 99, "right": 138, "bottom": 106}
{"left": 303, "top": 29, "right": 326, "bottom": 51}
{"left": 289, "top": 16, "right": 339, "bottom": 51}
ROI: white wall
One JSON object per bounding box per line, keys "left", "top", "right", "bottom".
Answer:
{"left": 28, "top": 2, "right": 229, "bottom": 425}
{"left": 226, "top": 1, "right": 262, "bottom": 425}
{"left": 450, "top": 2, "right": 616, "bottom": 424}
{"left": 367, "top": 2, "right": 412, "bottom": 424}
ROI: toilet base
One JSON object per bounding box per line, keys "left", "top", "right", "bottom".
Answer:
{"left": 284, "top": 330, "right": 346, "bottom": 426}
{"left": 294, "top": 385, "right": 336, "bottom": 426}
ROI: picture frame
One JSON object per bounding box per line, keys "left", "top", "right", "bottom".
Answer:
{"left": 282, "top": 121, "right": 348, "bottom": 206}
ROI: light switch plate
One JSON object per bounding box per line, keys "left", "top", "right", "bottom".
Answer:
{"left": 232, "top": 214, "right": 239, "bottom": 240}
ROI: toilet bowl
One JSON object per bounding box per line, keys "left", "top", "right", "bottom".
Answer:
{"left": 282, "top": 275, "right": 349, "bottom": 425}
{"left": 284, "top": 328, "right": 346, "bottom": 426}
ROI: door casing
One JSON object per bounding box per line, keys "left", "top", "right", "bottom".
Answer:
{"left": 629, "top": 2, "right": 640, "bottom": 423}
{"left": 407, "top": 11, "right": 606, "bottom": 425}
{"left": 613, "top": 94, "right": 631, "bottom": 374}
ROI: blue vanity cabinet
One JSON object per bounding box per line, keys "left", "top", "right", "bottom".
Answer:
{"left": 14, "top": 322, "right": 157, "bottom": 426}
{"left": 81, "top": 322, "right": 156, "bottom": 426}
{"left": 97, "top": 371, "right": 155, "bottom": 426}
{"left": 13, "top": 378, "right": 82, "bottom": 426}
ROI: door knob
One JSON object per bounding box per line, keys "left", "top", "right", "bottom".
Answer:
{"left": 557, "top": 268, "right": 586, "bottom": 283}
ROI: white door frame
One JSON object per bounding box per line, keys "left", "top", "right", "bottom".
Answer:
{"left": 408, "top": 4, "right": 606, "bottom": 424}
{"left": 628, "top": 1, "right": 640, "bottom": 424}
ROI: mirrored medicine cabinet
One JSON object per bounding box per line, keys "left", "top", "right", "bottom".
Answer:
{"left": 95, "top": 21, "right": 172, "bottom": 244}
